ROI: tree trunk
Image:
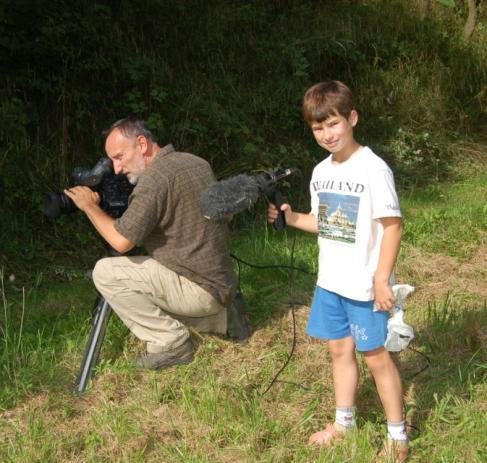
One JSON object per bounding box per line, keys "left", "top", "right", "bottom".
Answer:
{"left": 421, "top": 0, "right": 431, "bottom": 20}
{"left": 463, "top": 0, "right": 478, "bottom": 41}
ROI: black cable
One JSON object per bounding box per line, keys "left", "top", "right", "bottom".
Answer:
{"left": 230, "top": 244, "right": 305, "bottom": 395}
{"left": 233, "top": 254, "right": 243, "bottom": 293}
{"left": 261, "top": 223, "right": 300, "bottom": 395}
{"left": 229, "top": 170, "right": 308, "bottom": 395}
{"left": 264, "top": 173, "right": 308, "bottom": 394}
{"left": 231, "top": 257, "right": 431, "bottom": 395}
{"left": 261, "top": 308, "right": 297, "bottom": 395}
{"left": 405, "top": 345, "right": 431, "bottom": 379}
{"left": 230, "top": 238, "right": 302, "bottom": 395}
{"left": 230, "top": 253, "right": 316, "bottom": 275}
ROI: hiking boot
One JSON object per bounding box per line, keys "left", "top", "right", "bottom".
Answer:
{"left": 135, "top": 338, "right": 194, "bottom": 370}
{"left": 226, "top": 291, "right": 250, "bottom": 342}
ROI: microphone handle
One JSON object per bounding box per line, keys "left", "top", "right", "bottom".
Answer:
{"left": 266, "top": 189, "right": 286, "bottom": 230}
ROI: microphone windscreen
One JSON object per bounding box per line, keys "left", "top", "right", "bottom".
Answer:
{"left": 200, "top": 174, "right": 261, "bottom": 221}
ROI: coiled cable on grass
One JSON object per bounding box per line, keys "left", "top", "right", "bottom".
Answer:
{"left": 230, "top": 171, "right": 311, "bottom": 395}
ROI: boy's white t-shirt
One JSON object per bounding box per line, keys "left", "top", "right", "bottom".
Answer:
{"left": 310, "top": 146, "right": 401, "bottom": 301}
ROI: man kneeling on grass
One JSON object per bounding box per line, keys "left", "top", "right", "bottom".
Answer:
{"left": 65, "top": 118, "right": 249, "bottom": 370}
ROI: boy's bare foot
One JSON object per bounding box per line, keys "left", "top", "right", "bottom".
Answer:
{"left": 376, "top": 439, "right": 409, "bottom": 462}
{"left": 308, "top": 422, "right": 348, "bottom": 446}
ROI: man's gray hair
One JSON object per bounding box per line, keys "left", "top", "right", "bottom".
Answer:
{"left": 104, "top": 118, "right": 158, "bottom": 143}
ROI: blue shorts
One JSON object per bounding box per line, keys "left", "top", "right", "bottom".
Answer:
{"left": 306, "top": 286, "right": 388, "bottom": 352}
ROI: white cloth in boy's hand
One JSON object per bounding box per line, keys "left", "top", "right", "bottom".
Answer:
{"left": 384, "top": 284, "right": 415, "bottom": 352}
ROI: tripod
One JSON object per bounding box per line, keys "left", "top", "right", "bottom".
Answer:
{"left": 73, "top": 294, "right": 112, "bottom": 394}
{"left": 74, "top": 246, "right": 120, "bottom": 395}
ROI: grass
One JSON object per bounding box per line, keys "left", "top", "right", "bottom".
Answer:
{"left": 0, "top": 162, "right": 486, "bottom": 462}
{"left": 400, "top": 168, "right": 487, "bottom": 260}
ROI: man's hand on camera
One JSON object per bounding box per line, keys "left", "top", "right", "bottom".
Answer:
{"left": 64, "top": 185, "right": 134, "bottom": 253}
{"left": 64, "top": 186, "right": 100, "bottom": 212}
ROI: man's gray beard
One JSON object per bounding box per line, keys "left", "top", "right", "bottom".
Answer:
{"left": 128, "top": 175, "right": 139, "bottom": 185}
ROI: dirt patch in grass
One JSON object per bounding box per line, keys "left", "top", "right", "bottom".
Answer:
{"left": 397, "top": 244, "right": 487, "bottom": 306}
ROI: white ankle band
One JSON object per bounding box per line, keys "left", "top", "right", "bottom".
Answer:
{"left": 335, "top": 407, "right": 356, "bottom": 428}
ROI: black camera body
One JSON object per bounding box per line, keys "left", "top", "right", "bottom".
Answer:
{"left": 43, "top": 158, "right": 134, "bottom": 219}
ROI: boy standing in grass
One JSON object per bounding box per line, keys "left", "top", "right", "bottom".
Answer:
{"left": 268, "top": 81, "right": 408, "bottom": 461}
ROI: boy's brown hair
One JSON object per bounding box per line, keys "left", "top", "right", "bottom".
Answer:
{"left": 302, "top": 80, "right": 355, "bottom": 125}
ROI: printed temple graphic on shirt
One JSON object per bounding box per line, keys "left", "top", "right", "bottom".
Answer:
{"left": 317, "top": 192, "right": 360, "bottom": 244}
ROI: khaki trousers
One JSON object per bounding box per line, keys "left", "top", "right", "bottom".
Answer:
{"left": 92, "top": 256, "right": 226, "bottom": 352}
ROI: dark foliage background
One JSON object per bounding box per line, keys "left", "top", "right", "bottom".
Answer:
{"left": 0, "top": 0, "right": 485, "bottom": 279}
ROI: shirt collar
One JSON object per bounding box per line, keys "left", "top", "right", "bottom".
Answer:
{"left": 157, "top": 144, "right": 175, "bottom": 157}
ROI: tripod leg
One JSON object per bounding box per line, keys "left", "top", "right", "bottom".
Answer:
{"left": 74, "top": 295, "right": 111, "bottom": 395}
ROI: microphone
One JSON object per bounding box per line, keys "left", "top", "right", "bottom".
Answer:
{"left": 200, "top": 168, "right": 299, "bottom": 226}
{"left": 200, "top": 174, "right": 261, "bottom": 221}
{"left": 256, "top": 168, "right": 299, "bottom": 187}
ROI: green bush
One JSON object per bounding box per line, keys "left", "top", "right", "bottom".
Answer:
{"left": 1, "top": 0, "right": 485, "bottom": 277}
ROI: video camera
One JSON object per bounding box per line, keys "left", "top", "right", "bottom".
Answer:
{"left": 43, "top": 157, "right": 133, "bottom": 219}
